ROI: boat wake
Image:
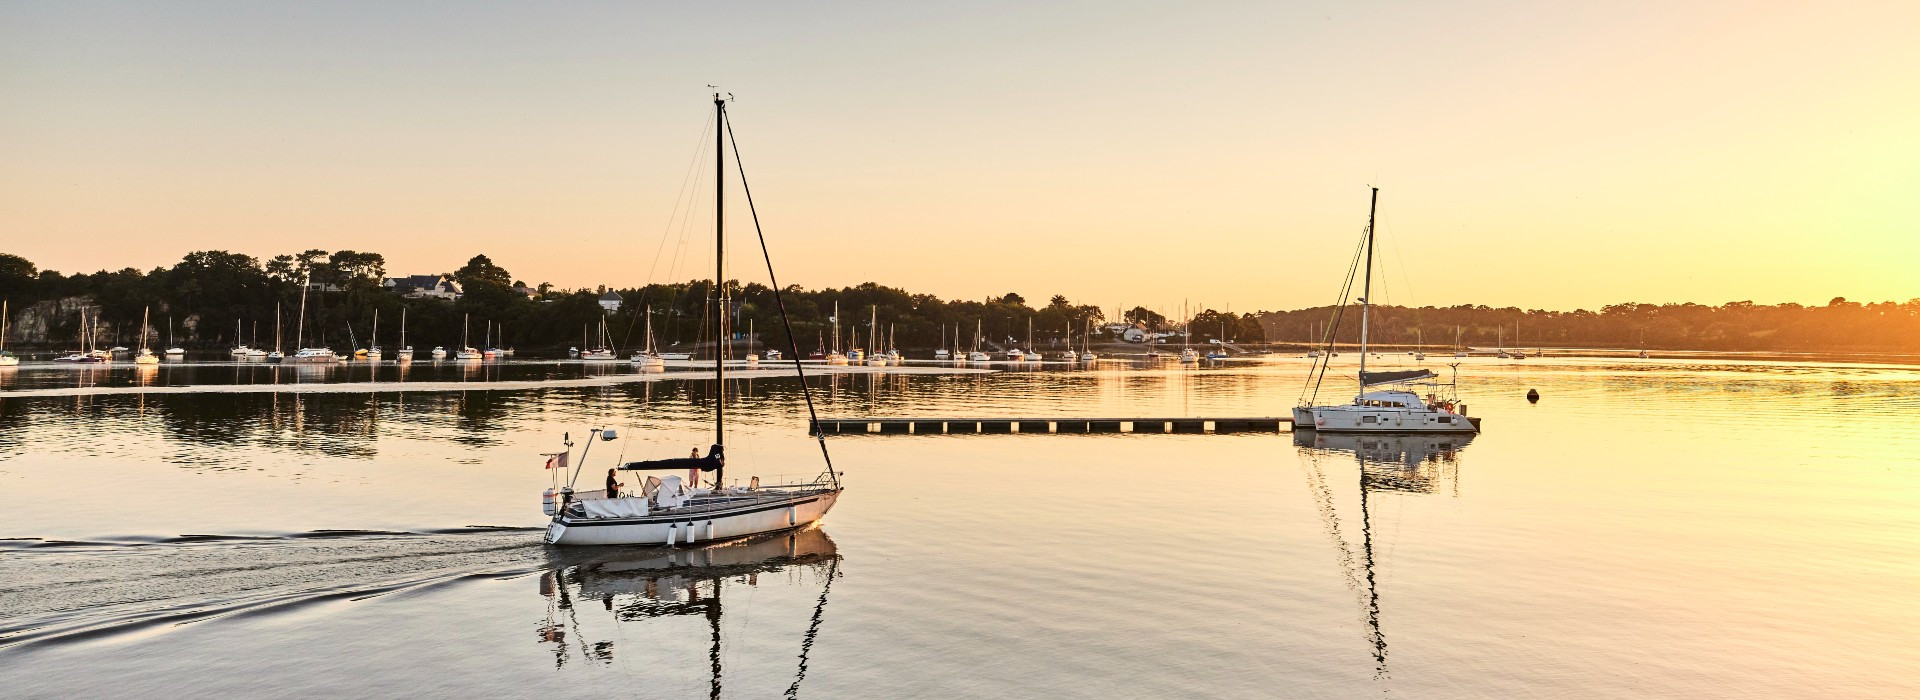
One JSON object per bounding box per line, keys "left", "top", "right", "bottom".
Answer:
{"left": 0, "top": 527, "right": 546, "bottom": 653}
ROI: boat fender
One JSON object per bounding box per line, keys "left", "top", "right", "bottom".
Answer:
{"left": 541, "top": 488, "right": 557, "bottom": 516}
{"left": 705, "top": 520, "right": 716, "bottom": 540}
{"left": 686, "top": 521, "right": 698, "bottom": 544}
{"left": 787, "top": 506, "right": 797, "bottom": 527}
{"left": 666, "top": 524, "right": 677, "bottom": 547}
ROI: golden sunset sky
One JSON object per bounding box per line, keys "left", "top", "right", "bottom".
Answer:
{"left": 2, "top": 1, "right": 1915, "bottom": 313}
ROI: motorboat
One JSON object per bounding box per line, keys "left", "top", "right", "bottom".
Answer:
{"left": 291, "top": 347, "right": 338, "bottom": 364}
{"left": 544, "top": 93, "right": 841, "bottom": 546}
{"left": 431, "top": 346, "right": 448, "bottom": 359}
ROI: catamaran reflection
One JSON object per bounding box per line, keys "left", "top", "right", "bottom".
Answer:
{"left": 1294, "top": 431, "right": 1475, "bottom": 495}
{"left": 1295, "top": 431, "right": 1474, "bottom": 680}
{"left": 536, "top": 527, "right": 841, "bottom": 696}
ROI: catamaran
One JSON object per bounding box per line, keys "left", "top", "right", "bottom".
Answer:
{"left": 1294, "top": 188, "right": 1476, "bottom": 434}
{"left": 543, "top": 93, "right": 842, "bottom": 546}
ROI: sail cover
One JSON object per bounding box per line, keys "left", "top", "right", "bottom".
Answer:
{"left": 621, "top": 444, "right": 725, "bottom": 472}
{"left": 1360, "top": 369, "right": 1436, "bottom": 386}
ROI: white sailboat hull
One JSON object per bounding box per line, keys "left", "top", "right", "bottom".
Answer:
{"left": 547, "top": 489, "right": 840, "bottom": 546}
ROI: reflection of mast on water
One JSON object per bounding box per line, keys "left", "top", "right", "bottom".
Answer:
{"left": 537, "top": 527, "right": 841, "bottom": 697}
{"left": 1295, "top": 432, "right": 1476, "bottom": 681}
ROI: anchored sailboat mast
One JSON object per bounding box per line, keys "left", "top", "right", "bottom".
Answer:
{"left": 1357, "top": 187, "right": 1378, "bottom": 386}
{"left": 714, "top": 92, "right": 727, "bottom": 486}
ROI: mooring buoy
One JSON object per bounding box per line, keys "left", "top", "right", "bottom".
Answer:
{"left": 1526, "top": 389, "right": 1540, "bottom": 403}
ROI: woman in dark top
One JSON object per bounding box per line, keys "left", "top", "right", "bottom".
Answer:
{"left": 605, "top": 468, "right": 621, "bottom": 498}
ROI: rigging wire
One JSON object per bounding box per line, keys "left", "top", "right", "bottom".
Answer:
{"left": 1301, "top": 224, "right": 1369, "bottom": 404}
{"left": 721, "top": 107, "right": 837, "bottom": 485}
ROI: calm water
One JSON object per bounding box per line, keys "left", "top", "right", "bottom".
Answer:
{"left": 2, "top": 355, "right": 1918, "bottom": 698}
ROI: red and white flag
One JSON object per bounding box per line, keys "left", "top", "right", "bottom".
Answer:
{"left": 544, "top": 452, "right": 568, "bottom": 471}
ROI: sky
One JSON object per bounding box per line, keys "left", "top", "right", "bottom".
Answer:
{"left": 2, "top": 0, "right": 1916, "bottom": 314}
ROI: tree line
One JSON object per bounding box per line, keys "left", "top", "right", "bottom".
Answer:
{"left": 1257, "top": 298, "right": 1920, "bottom": 352}
{"left": 0, "top": 251, "right": 1264, "bottom": 352}
{"left": 5, "top": 249, "right": 1912, "bottom": 353}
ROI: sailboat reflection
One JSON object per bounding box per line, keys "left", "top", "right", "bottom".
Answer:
{"left": 1295, "top": 431, "right": 1474, "bottom": 679}
{"left": 537, "top": 527, "right": 841, "bottom": 696}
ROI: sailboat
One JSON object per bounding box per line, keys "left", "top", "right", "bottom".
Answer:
{"left": 265, "top": 305, "right": 284, "bottom": 362}
{"left": 827, "top": 302, "right": 848, "bottom": 365}
{"left": 1178, "top": 304, "right": 1200, "bottom": 363}
{"left": 291, "top": 267, "right": 337, "bottom": 364}
{"left": 57, "top": 309, "right": 111, "bottom": 363}
{"left": 364, "top": 310, "right": 383, "bottom": 362}
{"left": 745, "top": 318, "right": 760, "bottom": 366}
{"left": 0, "top": 300, "right": 16, "bottom": 366}
{"left": 580, "top": 318, "right": 617, "bottom": 361}
{"left": 629, "top": 305, "right": 665, "bottom": 372}
{"left": 229, "top": 319, "right": 251, "bottom": 358}
{"left": 245, "top": 321, "right": 267, "bottom": 359}
{"left": 864, "top": 306, "right": 887, "bottom": 367}
{"left": 1293, "top": 188, "right": 1476, "bottom": 434}
{"left": 1057, "top": 320, "right": 1076, "bottom": 364}
{"left": 934, "top": 324, "right": 951, "bottom": 360}
{"left": 164, "top": 315, "right": 185, "bottom": 359}
{"left": 1023, "top": 317, "right": 1042, "bottom": 362}
{"left": 455, "top": 314, "right": 483, "bottom": 360}
{"left": 482, "top": 320, "right": 499, "bottom": 360}
{"left": 1207, "top": 319, "right": 1229, "bottom": 360}
{"left": 968, "top": 319, "right": 991, "bottom": 362}
{"left": 544, "top": 93, "right": 842, "bottom": 546}
{"left": 1453, "top": 325, "right": 1467, "bottom": 358}
{"left": 1080, "top": 317, "right": 1097, "bottom": 362}
{"left": 394, "top": 308, "right": 413, "bottom": 363}
{"left": 133, "top": 307, "right": 160, "bottom": 364}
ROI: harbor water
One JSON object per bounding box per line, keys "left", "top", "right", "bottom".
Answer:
{"left": 2, "top": 355, "right": 1917, "bottom": 698}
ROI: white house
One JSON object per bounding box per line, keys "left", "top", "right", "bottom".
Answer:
{"left": 384, "top": 275, "right": 462, "bottom": 300}
{"left": 598, "top": 291, "right": 623, "bottom": 313}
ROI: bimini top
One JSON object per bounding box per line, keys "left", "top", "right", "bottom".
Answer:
{"left": 1360, "top": 369, "right": 1436, "bottom": 387}
{"left": 621, "top": 444, "right": 724, "bottom": 472}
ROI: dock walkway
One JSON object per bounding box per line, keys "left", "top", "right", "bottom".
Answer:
{"left": 814, "top": 416, "right": 1292, "bottom": 435}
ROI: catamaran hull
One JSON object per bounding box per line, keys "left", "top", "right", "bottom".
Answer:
{"left": 1302, "top": 406, "right": 1478, "bottom": 433}
{"left": 546, "top": 490, "right": 840, "bottom": 546}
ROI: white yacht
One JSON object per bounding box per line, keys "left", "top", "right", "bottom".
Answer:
{"left": 431, "top": 346, "right": 448, "bottom": 359}
{"left": 292, "top": 347, "right": 338, "bottom": 364}
{"left": 1294, "top": 187, "right": 1477, "bottom": 435}
{"left": 545, "top": 94, "right": 841, "bottom": 546}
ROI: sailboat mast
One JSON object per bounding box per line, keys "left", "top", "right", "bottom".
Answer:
{"left": 714, "top": 92, "right": 726, "bottom": 466}
{"left": 1357, "top": 187, "right": 1378, "bottom": 383}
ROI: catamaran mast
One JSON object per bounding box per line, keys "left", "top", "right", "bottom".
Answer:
{"left": 1357, "top": 187, "right": 1378, "bottom": 385}
{"left": 714, "top": 92, "right": 727, "bottom": 485}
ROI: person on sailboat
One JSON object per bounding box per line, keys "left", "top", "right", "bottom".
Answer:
{"left": 605, "top": 468, "right": 623, "bottom": 499}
